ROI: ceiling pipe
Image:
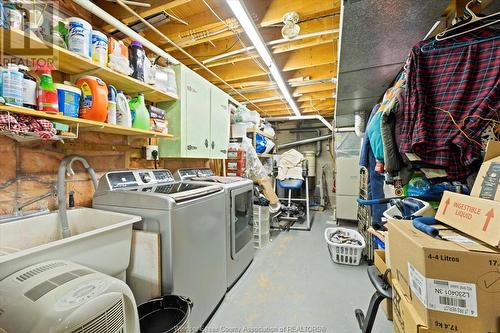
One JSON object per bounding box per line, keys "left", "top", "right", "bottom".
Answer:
{"left": 334, "top": 126, "right": 355, "bottom": 132}
{"left": 73, "top": 0, "right": 267, "bottom": 115}
{"left": 266, "top": 115, "right": 333, "bottom": 131}
{"left": 278, "top": 135, "right": 331, "bottom": 150}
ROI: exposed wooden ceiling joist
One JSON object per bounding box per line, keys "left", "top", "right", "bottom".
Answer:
{"left": 293, "top": 82, "right": 336, "bottom": 95}
{"left": 201, "top": 35, "right": 337, "bottom": 68}
{"left": 200, "top": 59, "right": 269, "bottom": 82}
{"left": 287, "top": 63, "right": 337, "bottom": 82}
{"left": 280, "top": 43, "right": 336, "bottom": 72}
{"left": 297, "top": 91, "right": 335, "bottom": 102}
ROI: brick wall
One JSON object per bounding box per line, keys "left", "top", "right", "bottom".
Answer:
{"left": 0, "top": 133, "right": 211, "bottom": 215}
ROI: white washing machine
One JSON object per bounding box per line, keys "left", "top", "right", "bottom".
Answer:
{"left": 93, "top": 169, "right": 226, "bottom": 329}
{"left": 175, "top": 168, "right": 255, "bottom": 290}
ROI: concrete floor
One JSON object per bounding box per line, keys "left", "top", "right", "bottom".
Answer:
{"left": 207, "top": 210, "right": 393, "bottom": 333}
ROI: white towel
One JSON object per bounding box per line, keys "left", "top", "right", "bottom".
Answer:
{"left": 277, "top": 149, "right": 304, "bottom": 180}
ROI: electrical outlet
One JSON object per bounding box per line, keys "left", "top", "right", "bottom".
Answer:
{"left": 144, "top": 145, "right": 159, "bottom": 161}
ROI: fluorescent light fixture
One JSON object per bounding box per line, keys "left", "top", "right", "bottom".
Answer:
{"left": 226, "top": 0, "right": 301, "bottom": 116}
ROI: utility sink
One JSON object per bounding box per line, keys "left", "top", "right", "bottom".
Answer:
{"left": 0, "top": 208, "right": 141, "bottom": 280}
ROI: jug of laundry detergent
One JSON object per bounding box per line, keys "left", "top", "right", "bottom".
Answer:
{"left": 67, "top": 17, "right": 92, "bottom": 58}
{"left": 129, "top": 93, "right": 150, "bottom": 130}
{"left": 116, "top": 90, "right": 132, "bottom": 128}
{"left": 107, "top": 85, "right": 117, "bottom": 125}
{"left": 76, "top": 76, "right": 108, "bottom": 122}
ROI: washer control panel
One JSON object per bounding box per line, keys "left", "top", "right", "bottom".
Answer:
{"left": 106, "top": 169, "right": 174, "bottom": 189}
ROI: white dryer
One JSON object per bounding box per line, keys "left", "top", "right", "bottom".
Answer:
{"left": 175, "top": 168, "right": 255, "bottom": 289}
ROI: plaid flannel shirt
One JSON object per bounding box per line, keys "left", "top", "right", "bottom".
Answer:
{"left": 399, "top": 28, "right": 500, "bottom": 179}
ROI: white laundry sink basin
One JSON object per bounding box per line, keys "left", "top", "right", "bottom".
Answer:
{"left": 0, "top": 208, "right": 141, "bottom": 280}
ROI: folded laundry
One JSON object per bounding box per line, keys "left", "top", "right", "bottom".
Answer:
{"left": 328, "top": 229, "right": 363, "bottom": 246}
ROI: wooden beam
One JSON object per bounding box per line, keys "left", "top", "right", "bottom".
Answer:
{"left": 99, "top": 0, "right": 193, "bottom": 32}
{"left": 300, "top": 100, "right": 335, "bottom": 109}
{"left": 200, "top": 59, "right": 268, "bottom": 82}
{"left": 294, "top": 83, "right": 335, "bottom": 95}
{"left": 297, "top": 91, "right": 335, "bottom": 102}
{"left": 234, "top": 90, "right": 281, "bottom": 102}
{"left": 280, "top": 43, "right": 336, "bottom": 72}
{"left": 143, "top": 3, "right": 233, "bottom": 47}
{"left": 204, "top": 35, "right": 337, "bottom": 68}
{"left": 287, "top": 63, "right": 337, "bottom": 82}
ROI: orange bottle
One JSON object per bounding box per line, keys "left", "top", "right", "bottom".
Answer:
{"left": 75, "top": 76, "right": 108, "bottom": 122}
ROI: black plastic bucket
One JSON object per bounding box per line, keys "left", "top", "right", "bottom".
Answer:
{"left": 138, "top": 295, "right": 193, "bottom": 333}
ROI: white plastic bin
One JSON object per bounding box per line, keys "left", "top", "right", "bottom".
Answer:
{"left": 324, "top": 227, "right": 366, "bottom": 266}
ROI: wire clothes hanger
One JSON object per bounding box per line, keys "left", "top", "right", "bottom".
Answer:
{"left": 435, "top": 0, "right": 500, "bottom": 41}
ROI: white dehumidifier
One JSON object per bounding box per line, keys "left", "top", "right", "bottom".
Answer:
{"left": 0, "top": 260, "right": 139, "bottom": 333}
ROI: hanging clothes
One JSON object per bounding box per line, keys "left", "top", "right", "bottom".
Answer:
{"left": 359, "top": 104, "right": 386, "bottom": 226}
{"left": 398, "top": 28, "right": 500, "bottom": 179}
{"left": 380, "top": 74, "right": 406, "bottom": 174}
{"left": 360, "top": 104, "right": 380, "bottom": 167}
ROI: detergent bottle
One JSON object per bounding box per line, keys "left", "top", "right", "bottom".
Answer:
{"left": 107, "top": 85, "right": 117, "bottom": 125}
{"left": 116, "top": 90, "right": 132, "bottom": 128}
{"left": 76, "top": 76, "right": 108, "bottom": 122}
{"left": 129, "top": 93, "right": 150, "bottom": 130}
{"left": 36, "top": 65, "right": 58, "bottom": 113}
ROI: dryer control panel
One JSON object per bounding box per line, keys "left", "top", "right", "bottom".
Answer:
{"left": 104, "top": 169, "right": 174, "bottom": 189}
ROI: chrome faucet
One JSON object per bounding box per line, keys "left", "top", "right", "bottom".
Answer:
{"left": 13, "top": 187, "right": 56, "bottom": 216}
{"left": 57, "top": 155, "right": 98, "bottom": 238}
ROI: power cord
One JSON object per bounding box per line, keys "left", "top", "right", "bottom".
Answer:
{"left": 152, "top": 149, "right": 158, "bottom": 169}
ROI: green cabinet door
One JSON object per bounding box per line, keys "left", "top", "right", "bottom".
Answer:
{"left": 210, "top": 86, "right": 230, "bottom": 159}
{"left": 185, "top": 69, "right": 211, "bottom": 158}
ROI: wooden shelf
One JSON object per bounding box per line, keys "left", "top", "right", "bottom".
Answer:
{"left": 0, "top": 29, "right": 178, "bottom": 103}
{"left": 0, "top": 105, "right": 174, "bottom": 138}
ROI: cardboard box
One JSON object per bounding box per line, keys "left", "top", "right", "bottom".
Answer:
{"left": 392, "top": 279, "right": 439, "bottom": 333}
{"left": 436, "top": 191, "right": 500, "bottom": 248}
{"left": 374, "top": 249, "right": 393, "bottom": 321}
{"left": 471, "top": 141, "right": 500, "bottom": 201}
{"left": 374, "top": 249, "right": 391, "bottom": 279}
{"left": 388, "top": 221, "right": 500, "bottom": 333}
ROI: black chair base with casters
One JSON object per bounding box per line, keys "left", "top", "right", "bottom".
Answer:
{"left": 354, "top": 266, "right": 392, "bottom": 333}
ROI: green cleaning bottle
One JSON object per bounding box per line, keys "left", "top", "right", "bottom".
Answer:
{"left": 129, "top": 93, "right": 150, "bottom": 130}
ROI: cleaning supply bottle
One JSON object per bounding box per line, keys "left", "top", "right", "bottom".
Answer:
{"left": 2, "top": 64, "right": 23, "bottom": 106}
{"left": 129, "top": 93, "right": 150, "bottom": 130}
{"left": 116, "top": 90, "right": 132, "bottom": 128}
{"left": 36, "top": 66, "right": 58, "bottom": 113}
{"left": 18, "top": 65, "right": 37, "bottom": 109}
{"left": 75, "top": 76, "right": 108, "bottom": 122}
{"left": 107, "top": 85, "right": 117, "bottom": 125}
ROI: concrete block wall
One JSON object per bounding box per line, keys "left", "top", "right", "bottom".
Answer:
{"left": 0, "top": 133, "right": 211, "bottom": 215}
